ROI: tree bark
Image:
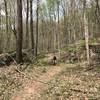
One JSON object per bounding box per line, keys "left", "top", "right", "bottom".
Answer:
{"left": 36, "top": 0, "right": 39, "bottom": 57}
{"left": 16, "top": 0, "right": 23, "bottom": 63}
{"left": 95, "top": 0, "right": 100, "bottom": 24}
{"left": 57, "top": 0, "right": 60, "bottom": 58}
{"left": 30, "top": 0, "right": 34, "bottom": 55}
{"left": 4, "top": 0, "right": 8, "bottom": 33}
{"left": 0, "top": 6, "right": 1, "bottom": 30}
{"left": 83, "top": 0, "right": 90, "bottom": 65}
{"left": 25, "top": 0, "right": 29, "bottom": 49}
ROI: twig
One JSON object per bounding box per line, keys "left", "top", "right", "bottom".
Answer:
{"left": 15, "top": 68, "right": 49, "bottom": 85}
{"left": 2, "top": 53, "right": 49, "bottom": 85}
{"left": 70, "top": 88, "right": 87, "bottom": 94}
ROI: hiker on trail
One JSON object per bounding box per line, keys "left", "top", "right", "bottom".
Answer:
{"left": 52, "top": 56, "right": 57, "bottom": 65}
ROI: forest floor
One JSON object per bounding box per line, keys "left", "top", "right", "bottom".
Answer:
{"left": 0, "top": 53, "right": 100, "bottom": 100}
{"left": 12, "top": 64, "right": 63, "bottom": 100}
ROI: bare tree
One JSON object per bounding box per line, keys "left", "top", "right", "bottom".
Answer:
{"left": 36, "top": 0, "right": 39, "bottom": 57}
{"left": 57, "top": 0, "right": 60, "bottom": 57}
{"left": 83, "top": 0, "right": 90, "bottom": 64}
{"left": 30, "top": 0, "right": 34, "bottom": 55}
{"left": 0, "top": 6, "right": 1, "bottom": 30}
{"left": 95, "top": 0, "right": 100, "bottom": 24}
{"left": 16, "top": 0, "right": 23, "bottom": 63}
{"left": 25, "top": 0, "right": 29, "bottom": 48}
{"left": 4, "top": 0, "right": 8, "bottom": 33}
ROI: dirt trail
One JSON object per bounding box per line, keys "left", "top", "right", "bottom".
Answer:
{"left": 11, "top": 65, "right": 62, "bottom": 100}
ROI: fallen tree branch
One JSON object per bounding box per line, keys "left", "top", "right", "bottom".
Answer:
{"left": 1, "top": 53, "right": 49, "bottom": 85}
{"left": 70, "top": 88, "right": 87, "bottom": 94}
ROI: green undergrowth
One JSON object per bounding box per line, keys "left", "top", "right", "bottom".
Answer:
{"left": 61, "top": 45, "right": 81, "bottom": 54}
{"left": 61, "top": 38, "right": 98, "bottom": 54}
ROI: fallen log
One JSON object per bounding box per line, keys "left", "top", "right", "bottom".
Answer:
{"left": 0, "top": 51, "right": 32, "bottom": 67}
{"left": 0, "top": 53, "right": 14, "bottom": 67}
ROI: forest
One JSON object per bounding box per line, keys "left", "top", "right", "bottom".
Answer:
{"left": 0, "top": 0, "right": 100, "bottom": 100}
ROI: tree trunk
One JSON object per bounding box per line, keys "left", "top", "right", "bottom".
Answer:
{"left": 95, "top": 0, "right": 100, "bottom": 24}
{"left": 36, "top": 0, "right": 39, "bottom": 57}
{"left": 30, "top": 0, "right": 34, "bottom": 55}
{"left": 25, "top": 0, "right": 29, "bottom": 49}
{"left": 4, "top": 0, "right": 10, "bottom": 52}
{"left": 4, "top": 0, "right": 8, "bottom": 32}
{"left": 83, "top": 0, "right": 90, "bottom": 65}
{"left": 16, "top": 0, "right": 23, "bottom": 63}
{"left": 0, "top": 6, "right": 1, "bottom": 30}
{"left": 84, "top": 14, "right": 90, "bottom": 64}
{"left": 57, "top": 1, "right": 60, "bottom": 58}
